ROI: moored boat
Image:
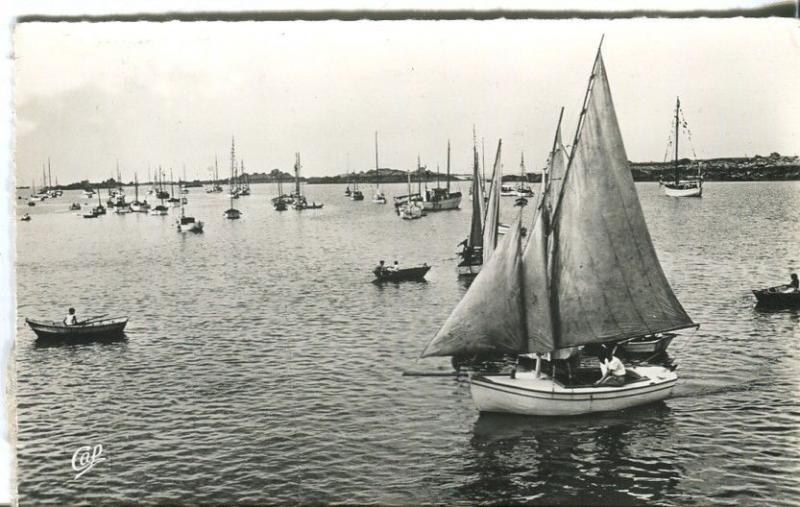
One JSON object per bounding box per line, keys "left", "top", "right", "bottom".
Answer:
{"left": 372, "top": 132, "right": 387, "bottom": 204}
{"left": 422, "top": 141, "right": 462, "bottom": 211}
{"left": 373, "top": 264, "right": 430, "bottom": 282}
{"left": 662, "top": 97, "right": 703, "bottom": 197}
{"left": 457, "top": 134, "right": 489, "bottom": 276}
{"left": 20, "top": 213, "right": 31, "bottom": 221}
{"left": 26, "top": 317, "right": 128, "bottom": 341}
{"left": 419, "top": 42, "right": 698, "bottom": 417}
{"left": 224, "top": 138, "right": 242, "bottom": 219}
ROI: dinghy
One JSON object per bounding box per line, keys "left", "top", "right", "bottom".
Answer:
{"left": 26, "top": 316, "right": 128, "bottom": 341}
{"left": 752, "top": 286, "right": 800, "bottom": 309}
{"left": 373, "top": 264, "right": 430, "bottom": 282}
{"left": 419, "top": 42, "right": 698, "bottom": 417}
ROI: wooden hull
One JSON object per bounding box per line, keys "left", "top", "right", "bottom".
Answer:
{"left": 373, "top": 265, "right": 430, "bottom": 282}
{"left": 620, "top": 334, "right": 675, "bottom": 355}
{"left": 470, "top": 366, "right": 677, "bottom": 416}
{"left": 753, "top": 288, "right": 800, "bottom": 309}
{"left": 26, "top": 317, "right": 128, "bottom": 341}
{"left": 422, "top": 193, "right": 462, "bottom": 211}
{"left": 664, "top": 183, "right": 702, "bottom": 197}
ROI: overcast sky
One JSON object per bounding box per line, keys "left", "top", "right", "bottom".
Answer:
{"left": 13, "top": 18, "right": 800, "bottom": 185}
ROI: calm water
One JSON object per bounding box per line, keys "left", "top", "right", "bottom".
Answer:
{"left": 14, "top": 181, "right": 800, "bottom": 506}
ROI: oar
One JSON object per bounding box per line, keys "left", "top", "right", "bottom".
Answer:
{"left": 78, "top": 314, "right": 109, "bottom": 325}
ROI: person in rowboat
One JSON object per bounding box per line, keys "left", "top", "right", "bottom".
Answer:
{"left": 782, "top": 273, "right": 799, "bottom": 293}
{"left": 376, "top": 260, "right": 387, "bottom": 274}
{"left": 389, "top": 260, "right": 399, "bottom": 272}
{"left": 63, "top": 307, "right": 78, "bottom": 326}
{"left": 595, "top": 345, "right": 626, "bottom": 386}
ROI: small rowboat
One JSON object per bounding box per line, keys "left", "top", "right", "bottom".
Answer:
{"left": 373, "top": 265, "right": 430, "bottom": 282}
{"left": 25, "top": 317, "right": 128, "bottom": 341}
{"left": 619, "top": 333, "right": 675, "bottom": 355}
{"left": 753, "top": 286, "right": 800, "bottom": 309}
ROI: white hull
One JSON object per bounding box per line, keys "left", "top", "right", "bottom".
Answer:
{"left": 663, "top": 184, "right": 702, "bottom": 197}
{"left": 178, "top": 221, "right": 204, "bottom": 233}
{"left": 148, "top": 209, "right": 168, "bottom": 216}
{"left": 422, "top": 195, "right": 461, "bottom": 211}
{"left": 399, "top": 203, "right": 424, "bottom": 220}
{"left": 470, "top": 366, "right": 677, "bottom": 416}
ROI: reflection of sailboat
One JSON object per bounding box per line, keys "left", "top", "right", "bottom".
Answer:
{"left": 372, "top": 132, "right": 386, "bottom": 204}
{"left": 224, "top": 138, "right": 242, "bottom": 219}
{"left": 662, "top": 97, "right": 703, "bottom": 197}
{"left": 420, "top": 43, "right": 697, "bottom": 417}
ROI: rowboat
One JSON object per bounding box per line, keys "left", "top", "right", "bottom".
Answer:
{"left": 373, "top": 265, "right": 430, "bottom": 282}
{"left": 619, "top": 333, "right": 675, "bottom": 355}
{"left": 753, "top": 286, "right": 800, "bottom": 309}
{"left": 26, "top": 317, "right": 128, "bottom": 341}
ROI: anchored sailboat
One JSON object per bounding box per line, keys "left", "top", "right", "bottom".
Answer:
{"left": 420, "top": 44, "right": 697, "bottom": 417}
{"left": 350, "top": 172, "right": 364, "bottom": 201}
{"left": 224, "top": 138, "right": 242, "bottom": 219}
{"left": 514, "top": 152, "right": 534, "bottom": 198}
{"left": 372, "top": 132, "right": 387, "bottom": 204}
{"left": 177, "top": 195, "right": 204, "bottom": 233}
{"left": 129, "top": 173, "right": 150, "bottom": 212}
{"left": 292, "top": 153, "right": 323, "bottom": 210}
{"left": 423, "top": 141, "right": 462, "bottom": 211}
{"left": 662, "top": 97, "right": 703, "bottom": 197}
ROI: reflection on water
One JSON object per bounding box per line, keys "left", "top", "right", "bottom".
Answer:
{"left": 14, "top": 182, "right": 800, "bottom": 505}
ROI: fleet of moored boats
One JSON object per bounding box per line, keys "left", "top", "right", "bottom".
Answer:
{"left": 19, "top": 42, "right": 797, "bottom": 419}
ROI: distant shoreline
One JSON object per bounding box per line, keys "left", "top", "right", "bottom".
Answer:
{"left": 16, "top": 154, "right": 800, "bottom": 189}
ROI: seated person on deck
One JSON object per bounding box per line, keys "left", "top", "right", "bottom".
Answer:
{"left": 783, "top": 273, "right": 799, "bottom": 293}
{"left": 63, "top": 307, "right": 78, "bottom": 326}
{"left": 595, "top": 345, "right": 626, "bottom": 386}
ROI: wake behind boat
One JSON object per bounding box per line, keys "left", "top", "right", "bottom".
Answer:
{"left": 419, "top": 42, "right": 698, "bottom": 417}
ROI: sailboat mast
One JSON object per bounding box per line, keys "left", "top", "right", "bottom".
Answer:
{"left": 446, "top": 140, "right": 451, "bottom": 193}
{"left": 544, "top": 107, "right": 566, "bottom": 196}
{"left": 374, "top": 132, "right": 380, "bottom": 189}
{"left": 417, "top": 155, "right": 422, "bottom": 196}
{"left": 674, "top": 97, "right": 680, "bottom": 185}
{"left": 48, "top": 158, "right": 52, "bottom": 190}
{"left": 294, "top": 153, "right": 301, "bottom": 196}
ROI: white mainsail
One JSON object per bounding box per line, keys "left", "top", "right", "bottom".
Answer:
{"left": 481, "top": 141, "right": 503, "bottom": 265}
{"left": 422, "top": 49, "right": 695, "bottom": 359}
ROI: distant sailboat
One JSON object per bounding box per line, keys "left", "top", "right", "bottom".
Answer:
{"left": 372, "top": 132, "right": 387, "bottom": 204}
{"left": 422, "top": 141, "right": 462, "bottom": 212}
{"left": 662, "top": 97, "right": 703, "bottom": 197}
{"left": 420, "top": 43, "right": 697, "bottom": 417}
{"left": 177, "top": 194, "right": 204, "bottom": 233}
{"left": 292, "top": 153, "right": 323, "bottom": 210}
{"left": 350, "top": 172, "right": 364, "bottom": 201}
{"left": 398, "top": 170, "right": 424, "bottom": 220}
{"left": 224, "top": 138, "right": 242, "bottom": 219}
{"left": 514, "top": 152, "right": 534, "bottom": 198}
{"left": 457, "top": 137, "right": 491, "bottom": 276}
{"left": 129, "top": 173, "right": 150, "bottom": 212}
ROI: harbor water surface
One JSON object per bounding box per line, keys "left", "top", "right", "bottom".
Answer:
{"left": 14, "top": 181, "right": 800, "bottom": 505}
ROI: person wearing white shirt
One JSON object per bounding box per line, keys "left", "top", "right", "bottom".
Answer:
{"left": 596, "top": 345, "right": 626, "bottom": 386}
{"left": 63, "top": 307, "right": 78, "bottom": 326}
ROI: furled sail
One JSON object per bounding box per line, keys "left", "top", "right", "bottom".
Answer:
{"left": 482, "top": 141, "right": 503, "bottom": 265}
{"left": 468, "top": 144, "right": 485, "bottom": 249}
{"left": 550, "top": 53, "right": 695, "bottom": 347}
{"left": 421, "top": 215, "right": 527, "bottom": 358}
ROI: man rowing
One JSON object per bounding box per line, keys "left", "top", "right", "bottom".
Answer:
{"left": 63, "top": 307, "right": 78, "bottom": 326}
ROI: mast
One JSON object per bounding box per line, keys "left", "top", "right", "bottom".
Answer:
{"left": 417, "top": 155, "right": 422, "bottom": 196}
{"left": 481, "top": 137, "right": 486, "bottom": 189}
{"left": 674, "top": 97, "right": 680, "bottom": 185}
{"left": 42, "top": 165, "right": 46, "bottom": 192}
{"left": 170, "top": 169, "right": 175, "bottom": 196}
{"left": 134, "top": 173, "right": 139, "bottom": 201}
{"left": 294, "top": 153, "right": 301, "bottom": 196}
{"left": 446, "top": 140, "right": 451, "bottom": 193}
{"left": 374, "top": 132, "right": 380, "bottom": 189}
{"left": 48, "top": 158, "right": 52, "bottom": 190}
{"left": 214, "top": 156, "right": 219, "bottom": 187}
{"left": 230, "top": 137, "right": 236, "bottom": 194}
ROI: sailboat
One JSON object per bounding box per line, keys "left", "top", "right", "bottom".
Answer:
{"left": 129, "top": 173, "right": 150, "bottom": 212}
{"left": 662, "top": 97, "right": 703, "bottom": 197}
{"left": 372, "top": 132, "right": 387, "bottom": 204}
{"left": 398, "top": 170, "right": 424, "bottom": 220}
{"left": 207, "top": 157, "right": 224, "bottom": 193}
{"left": 167, "top": 169, "right": 181, "bottom": 206}
{"left": 27, "top": 179, "right": 36, "bottom": 206}
{"left": 514, "top": 152, "right": 534, "bottom": 198}
{"left": 292, "top": 153, "right": 323, "bottom": 210}
{"left": 224, "top": 138, "right": 242, "bottom": 219}
{"left": 271, "top": 170, "right": 290, "bottom": 211}
{"left": 420, "top": 43, "right": 697, "bottom": 417}
{"left": 350, "top": 173, "right": 364, "bottom": 201}
{"left": 177, "top": 195, "right": 204, "bottom": 233}
{"left": 239, "top": 161, "right": 251, "bottom": 196}
{"left": 422, "top": 141, "right": 462, "bottom": 211}
{"left": 155, "top": 167, "right": 170, "bottom": 200}
{"left": 456, "top": 137, "right": 491, "bottom": 276}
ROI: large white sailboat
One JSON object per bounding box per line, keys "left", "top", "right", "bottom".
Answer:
{"left": 420, "top": 44, "right": 698, "bottom": 417}
{"left": 662, "top": 97, "right": 703, "bottom": 197}
{"left": 422, "top": 141, "right": 462, "bottom": 211}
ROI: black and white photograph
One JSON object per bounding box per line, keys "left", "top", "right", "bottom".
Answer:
{"left": 4, "top": 3, "right": 800, "bottom": 505}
